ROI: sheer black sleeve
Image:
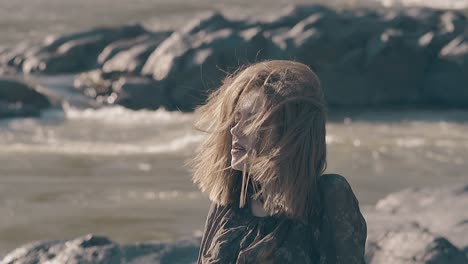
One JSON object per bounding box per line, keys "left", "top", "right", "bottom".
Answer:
{"left": 197, "top": 201, "right": 219, "bottom": 264}
{"left": 318, "top": 174, "right": 367, "bottom": 264}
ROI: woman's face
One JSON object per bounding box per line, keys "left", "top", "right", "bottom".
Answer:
{"left": 230, "top": 92, "right": 261, "bottom": 172}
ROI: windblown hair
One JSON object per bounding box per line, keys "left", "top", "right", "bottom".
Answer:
{"left": 186, "top": 60, "right": 328, "bottom": 224}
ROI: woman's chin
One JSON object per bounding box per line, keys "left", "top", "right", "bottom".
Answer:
{"left": 232, "top": 165, "right": 243, "bottom": 171}
{"left": 231, "top": 161, "right": 243, "bottom": 171}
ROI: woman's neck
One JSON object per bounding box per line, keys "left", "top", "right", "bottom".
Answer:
{"left": 249, "top": 196, "right": 269, "bottom": 217}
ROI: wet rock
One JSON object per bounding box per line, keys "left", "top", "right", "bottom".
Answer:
{"left": 364, "top": 184, "right": 468, "bottom": 262}
{"left": 98, "top": 35, "right": 152, "bottom": 65}
{"left": 141, "top": 13, "right": 279, "bottom": 111}
{"left": 1, "top": 234, "right": 201, "bottom": 264}
{"left": 366, "top": 225, "right": 468, "bottom": 264}
{"left": 180, "top": 11, "right": 255, "bottom": 35}
{"left": 0, "top": 41, "right": 42, "bottom": 70}
{"left": 271, "top": 10, "right": 385, "bottom": 106}
{"left": 0, "top": 77, "right": 51, "bottom": 118}
{"left": 13, "top": 24, "right": 147, "bottom": 74}
{"left": 180, "top": 11, "right": 234, "bottom": 35}
{"left": 101, "top": 32, "right": 172, "bottom": 74}
{"left": 423, "top": 35, "right": 468, "bottom": 107}
{"left": 74, "top": 70, "right": 168, "bottom": 110}
{"left": 260, "top": 4, "right": 335, "bottom": 31}
{"left": 3, "top": 5, "right": 468, "bottom": 109}
{"left": 111, "top": 76, "right": 166, "bottom": 110}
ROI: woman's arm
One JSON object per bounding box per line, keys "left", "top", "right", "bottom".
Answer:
{"left": 318, "top": 174, "right": 367, "bottom": 264}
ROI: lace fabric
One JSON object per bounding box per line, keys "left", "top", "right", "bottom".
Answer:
{"left": 197, "top": 173, "right": 367, "bottom": 264}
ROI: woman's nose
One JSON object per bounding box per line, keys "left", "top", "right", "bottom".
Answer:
{"left": 230, "top": 122, "right": 242, "bottom": 137}
{"left": 230, "top": 123, "right": 238, "bottom": 136}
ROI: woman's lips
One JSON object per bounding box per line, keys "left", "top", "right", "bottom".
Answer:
{"left": 232, "top": 142, "right": 245, "bottom": 151}
{"left": 231, "top": 147, "right": 246, "bottom": 153}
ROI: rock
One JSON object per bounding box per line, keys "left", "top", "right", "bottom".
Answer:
{"left": 17, "top": 24, "right": 148, "bottom": 74}
{"left": 74, "top": 70, "right": 168, "bottom": 109}
{"left": 271, "top": 10, "right": 386, "bottom": 106}
{"left": 260, "top": 4, "right": 335, "bottom": 31}
{"left": 364, "top": 184, "right": 468, "bottom": 262}
{"left": 180, "top": 11, "right": 233, "bottom": 35}
{"left": 98, "top": 35, "right": 152, "bottom": 65}
{"left": 141, "top": 12, "right": 279, "bottom": 111}
{"left": 0, "top": 41, "right": 42, "bottom": 69}
{"left": 419, "top": 11, "right": 467, "bottom": 56}
{"left": 366, "top": 225, "right": 468, "bottom": 264}
{"left": 1, "top": 234, "right": 201, "bottom": 264}
{"left": 362, "top": 27, "right": 428, "bottom": 105}
{"left": 111, "top": 76, "right": 166, "bottom": 110}
{"left": 101, "top": 32, "right": 172, "bottom": 74}
{"left": 423, "top": 35, "right": 468, "bottom": 107}
{"left": 2, "top": 5, "right": 468, "bottom": 109}
{"left": 180, "top": 11, "right": 255, "bottom": 35}
{"left": 0, "top": 77, "right": 51, "bottom": 118}
{"left": 141, "top": 29, "right": 268, "bottom": 111}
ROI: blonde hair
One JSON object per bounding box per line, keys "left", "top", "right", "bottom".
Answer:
{"left": 186, "top": 60, "right": 328, "bottom": 224}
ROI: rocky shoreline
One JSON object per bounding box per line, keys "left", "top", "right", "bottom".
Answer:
{"left": 1, "top": 183, "right": 467, "bottom": 264}
{"left": 1, "top": 4, "right": 467, "bottom": 118}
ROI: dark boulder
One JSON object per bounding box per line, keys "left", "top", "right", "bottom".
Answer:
{"left": 5, "top": 5, "right": 468, "bottom": 109}
{"left": 74, "top": 70, "right": 168, "bottom": 110}
{"left": 111, "top": 76, "right": 166, "bottom": 110}
{"left": 271, "top": 10, "right": 385, "bottom": 105}
{"left": 365, "top": 184, "right": 468, "bottom": 261}
{"left": 0, "top": 78, "right": 51, "bottom": 118}
{"left": 141, "top": 17, "right": 279, "bottom": 111}
{"left": 366, "top": 225, "right": 468, "bottom": 264}
{"left": 423, "top": 35, "right": 468, "bottom": 107}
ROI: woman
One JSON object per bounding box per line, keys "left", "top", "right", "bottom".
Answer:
{"left": 188, "top": 60, "right": 367, "bottom": 263}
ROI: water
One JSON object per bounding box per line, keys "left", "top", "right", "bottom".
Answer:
{"left": 0, "top": 106, "right": 467, "bottom": 256}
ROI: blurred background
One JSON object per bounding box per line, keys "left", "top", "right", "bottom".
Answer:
{"left": 0, "top": 0, "right": 467, "bottom": 261}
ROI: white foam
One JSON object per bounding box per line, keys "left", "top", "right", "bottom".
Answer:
{"left": 63, "top": 105, "right": 195, "bottom": 125}
{"left": 0, "top": 132, "right": 206, "bottom": 155}
{"left": 108, "top": 190, "right": 204, "bottom": 202}
{"left": 0, "top": 106, "right": 206, "bottom": 155}
{"left": 395, "top": 137, "right": 426, "bottom": 148}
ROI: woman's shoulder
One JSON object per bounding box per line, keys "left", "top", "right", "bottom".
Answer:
{"left": 317, "top": 172, "right": 363, "bottom": 212}
{"left": 318, "top": 173, "right": 352, "bottom": 187}
{"left": 206, "top": 200, "right": 229, "bottom": 220}
{"left": 318, "top": 173, "right": 357, "bottom": 199}
{"left": 316, "top": 173, "right": 367, "bottom": 263}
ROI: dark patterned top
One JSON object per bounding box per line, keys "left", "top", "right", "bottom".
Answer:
{"left": 197, "top": 174, "right": 367, "bottom": 264}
